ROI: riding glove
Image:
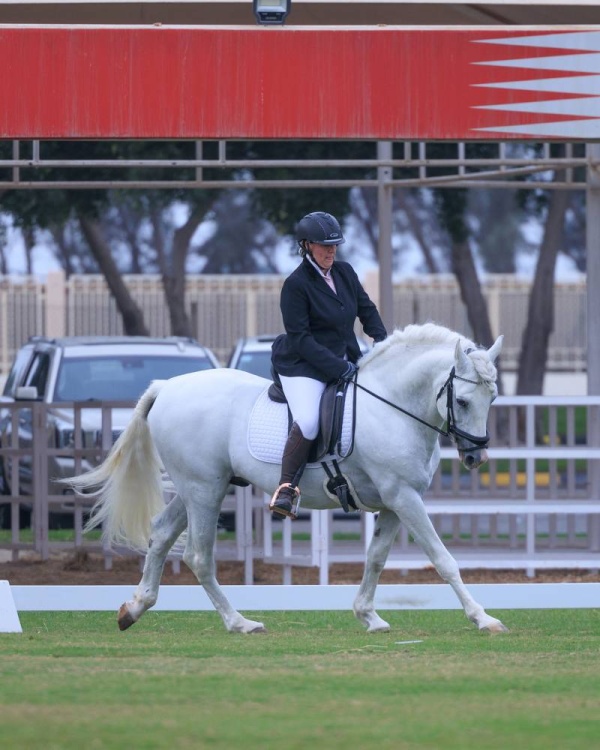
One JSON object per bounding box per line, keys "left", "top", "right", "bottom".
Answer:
{"left": 339, "top": 362, "right": 358, "bottom": 382}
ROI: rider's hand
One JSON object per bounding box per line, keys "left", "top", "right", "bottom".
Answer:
{"left": 339, "top": 362, "right": 358, "bottom": 382}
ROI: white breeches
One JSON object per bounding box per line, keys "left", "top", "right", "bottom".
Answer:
{"left": 279, "top": 375, "right": 327, "bottom": 440}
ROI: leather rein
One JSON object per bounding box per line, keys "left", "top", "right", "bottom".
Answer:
{"left": 351, "top": 366, "right": 490, "bottom": 450}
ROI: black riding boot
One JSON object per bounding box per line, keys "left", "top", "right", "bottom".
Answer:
{"left": 270, "top": 422, "right": 314, "bottom": 519}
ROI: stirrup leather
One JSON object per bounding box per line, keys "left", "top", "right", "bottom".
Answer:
{"left": 269, "top": 483, "right": 301, "bottom": 520}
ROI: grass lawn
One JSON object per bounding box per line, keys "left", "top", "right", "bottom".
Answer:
{"left": 1, "top": 609, "right": 599, "bottom": 749}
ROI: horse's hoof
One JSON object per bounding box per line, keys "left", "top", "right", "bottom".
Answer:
{"left": 481, "top": 621, "right": 509, "bottom": 634}
{"left": 231, "top": 619, "right": 266, "bottom": 634}
{"left": 367, "top": 625, "right": 391, "bottom": 634}
{"left": 117, "top": 603, "right": 137, "bottom": 631}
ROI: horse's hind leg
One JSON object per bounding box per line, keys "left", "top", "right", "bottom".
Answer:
{"left": 353, "top": 509, "right": 401, "bottom": 633}
{"left": 183, "top": 483, "right": 266, "bottom": 634}
{"left": 118, "top": 495, "right": 187, "bottom": 631}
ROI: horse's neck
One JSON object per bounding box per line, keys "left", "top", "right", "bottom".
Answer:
{"left": 361, "top": 347, "right": 453, "bottom": 422}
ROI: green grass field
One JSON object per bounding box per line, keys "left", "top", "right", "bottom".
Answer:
{"left": 1, "top": 609, "right": 599, "bottom": 749}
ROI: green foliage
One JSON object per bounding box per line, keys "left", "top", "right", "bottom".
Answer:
{"left": 0, "top": 610, "right": 598, "bottom": 749}
{"left": 241, "top": 140, "right": 376, "bottom": 232}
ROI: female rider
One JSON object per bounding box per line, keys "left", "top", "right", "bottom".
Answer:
{"left": 270, "top": 211, "right": 387, "bottom": 518}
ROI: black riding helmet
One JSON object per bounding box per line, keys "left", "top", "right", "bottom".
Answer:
{"left": 296, "top": 212, "right": 345, "bottom": 254}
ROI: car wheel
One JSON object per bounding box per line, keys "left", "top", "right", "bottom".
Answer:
{"left": 217, "top": 512, "right": 236, "bottom": 533}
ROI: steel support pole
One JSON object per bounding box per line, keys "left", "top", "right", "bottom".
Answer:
{"left": 586, "top": 143, "right": 600, "bottom": 554}
{"left": 377, "top": 141, "right": 394, "bottom": 331}
{"left": 587, "top": 143, "right": 600, "bottom": 395}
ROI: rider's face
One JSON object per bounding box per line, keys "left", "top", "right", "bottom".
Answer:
{"left": 309, "top": 242, "right": 337, "bottom": 271}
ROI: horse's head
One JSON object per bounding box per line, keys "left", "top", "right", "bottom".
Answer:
{"left": 436, "top": 336, "right": 503, "bottom": 470}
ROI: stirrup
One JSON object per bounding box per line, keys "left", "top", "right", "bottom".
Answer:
{"left": 269, "top": 483, "right": 301, "bottom": 520}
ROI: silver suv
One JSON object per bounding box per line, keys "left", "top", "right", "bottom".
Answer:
{"left": 226, "top": 334, "right": 280, "bottom": 380}
{"left": 0, "top": 335, "right": 219, "bottom": 527}
{"left": 227, "top": 334, "right": 371, "bottom": 379}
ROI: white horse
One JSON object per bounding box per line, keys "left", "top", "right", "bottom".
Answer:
{"left": 71, "top": 323, "right": 507, "bottom": 635}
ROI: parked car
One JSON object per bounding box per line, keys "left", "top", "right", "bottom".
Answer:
{"left": 0, "top": 335, "right": 220, "bottom": 528}
{"left": 226, "top": 334, "right": 372, "bottom": 380}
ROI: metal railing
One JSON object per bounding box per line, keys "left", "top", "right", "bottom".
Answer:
{"left": 1, "top": 140, "right": 588, "bottom": 191}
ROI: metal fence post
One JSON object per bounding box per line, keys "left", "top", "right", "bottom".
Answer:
{"left": 31, "top": 402, "right": 49, "bottom": 560}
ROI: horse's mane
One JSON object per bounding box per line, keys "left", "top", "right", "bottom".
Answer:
{"left": 359, "top": 323, "right": 497, "bottom": 389}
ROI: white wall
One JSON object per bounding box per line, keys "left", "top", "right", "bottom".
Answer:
{"left": 502, "top": 372, "right": 587, "bottom": 396}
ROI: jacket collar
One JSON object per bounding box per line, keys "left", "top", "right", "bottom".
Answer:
{"left": 303, "top": 256, "right": 338, "bottom": 297}
{"left": 303, "top": 255, "right": 338, "bottom": 280}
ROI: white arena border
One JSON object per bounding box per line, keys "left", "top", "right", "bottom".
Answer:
{"left": 9, "top": 583, "right": 600, "bottom": 611}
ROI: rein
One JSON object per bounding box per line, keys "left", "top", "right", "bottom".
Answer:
{"left": 352, "top": 366, "right": 490, "bottom": 450}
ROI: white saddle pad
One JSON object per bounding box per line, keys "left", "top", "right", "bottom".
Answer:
{"left": 248, "top": 385, "right": 354, "bottom": 465}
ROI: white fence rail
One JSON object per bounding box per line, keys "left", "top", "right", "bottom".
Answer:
{"left": 0, "top": 272, "right": 588, "bottom": 373}
{"left": 1, "top": 396, "right": 599, "bottom": 582}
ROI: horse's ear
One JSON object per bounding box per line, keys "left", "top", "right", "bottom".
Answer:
{"left": 487, "top": 335, "right": 504, "bottom": 363}
{"left": 454, "top": 339, "right": 471, "bottom": 373}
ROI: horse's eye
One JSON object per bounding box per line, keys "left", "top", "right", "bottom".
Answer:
{"left": 457, "top": 398, "right": 468, "bottom": 409}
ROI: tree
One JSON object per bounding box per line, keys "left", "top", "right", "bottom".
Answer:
{"left": 516, "top": 183, "right": 570, "bottom": 395}
{"left": 0, "top": 141, "right": 223, "bottom": 335}
{"left": 78, "top": 213, "right": 149, "bottom": 335}
{"left": 248, "top": 140, "right": 375, "bottom": 235}
{"left": 434, "top": 190, "right": 496, "bottom": 343}
{"left": 468, "top": 189, "right": 525, "bottom": 274}
{"left": 195, "top": 191, "right": 280, "bottom": 274}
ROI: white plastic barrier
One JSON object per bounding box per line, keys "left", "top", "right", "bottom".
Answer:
{"left": 9, "top": 582, "right": 600, "bottom": 612}
{"left": 0, "top": 580, "right": 22, "bottom": 632}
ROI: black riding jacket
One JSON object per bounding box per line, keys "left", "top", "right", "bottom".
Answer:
{"left": 271, "top": 257, "right": 387, "bottom": 383}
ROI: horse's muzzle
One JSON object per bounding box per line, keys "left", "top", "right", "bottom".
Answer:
{"left": 459, "top": 448, "right": 488, "bottom": 470}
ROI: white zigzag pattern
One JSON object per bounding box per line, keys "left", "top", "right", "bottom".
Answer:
{"left": 477, "top": 31, "right": 600, "bottom": 52}
{"left": 475, "top": 75, "right": 600, "bottom": 95}
{"left": 472, "top": 31, "right": 600, "bottom": 137}
{"left": 477, "top": 98, "right": 600, "bottom": 117}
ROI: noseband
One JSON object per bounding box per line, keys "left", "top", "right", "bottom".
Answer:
{"left": 353, "top": 366, "right": 490, "bottom": 451}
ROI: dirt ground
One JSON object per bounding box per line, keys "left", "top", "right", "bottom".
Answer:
{"left": 1, "top": 550, "right": 599, "bottom": 586}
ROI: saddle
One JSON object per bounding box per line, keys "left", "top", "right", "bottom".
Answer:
{"left": 268, "top": 370, "right": 359, "bottom": 512}
{"left": 267, "top": 374, "right": 351, "bottom": 463}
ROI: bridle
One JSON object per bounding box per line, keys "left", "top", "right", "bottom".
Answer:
{"left": 434, "top": 367, "right": 490, "bottom": 449}
{"left": 352, "top": 366, "right": 490, "bottom": 451}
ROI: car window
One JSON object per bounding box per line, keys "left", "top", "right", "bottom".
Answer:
{"left": 53, "top": 355, "right": 215, "bottom": 402}
{"left": 234, "top": 351, "right": 273, "bottom": 380}
{"left": 2, "top": 346, "right": 34, "bottom": 396}
{"left": 23, "top": 352, "right": 51, "bottom": 396}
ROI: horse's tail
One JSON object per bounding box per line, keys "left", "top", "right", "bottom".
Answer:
{"left": 72, "top": 380, "right": 165, "bottom": 551}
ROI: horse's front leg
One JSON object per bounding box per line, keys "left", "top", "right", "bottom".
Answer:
{"left": 354, "top": 509, "right": 401, "bottom": 633}
{"left": 118, "top": 494, "right": 187, "bottom": 631}
{"left": 397, "top": 491, "right": 509, "bottom": 633}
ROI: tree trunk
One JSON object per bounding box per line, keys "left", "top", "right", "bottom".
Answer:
{"left": 49, "top": 225, "right": 76, "bottom": 277}
{"left": 435, "top": 189, "right": 503, "bottom": 394}
{"left": 22, "top": 227, "right": 35, "bottom": 275}
{"left": 150, "top": 206, "right": 205, "bottom": 338}
{"left": 450, "top": 239, "right": 507, "bottom": 439}
{"left": 516, "top": 188, "right": 569, "bottom": 395}
{"left": 399, "top": 192, "right": 440, "bottom": 273}
{"left": 117, "top": 203, "right": 145, "bottom": 274}
{"left": 78, "top": 214, "right": 149, "bottom": 336}
{"left": 350, "top": 188, "right": 379, "bottom": 256}
{"left": 451, "top": 239, "right": 495, "bottom": 348}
